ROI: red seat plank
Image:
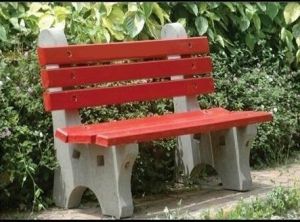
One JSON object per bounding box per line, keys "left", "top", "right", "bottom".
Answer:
{"left": 37, "top": 37, "right": 209, "bottom": 66}
{"left": 43, "top": 77, "right": 214, "bottom": 111}
{"left": 41, "top": 57, "right": 212, "bottom": 88}
{"left": 55, "top": 108, "right": 273, "bottom": 147}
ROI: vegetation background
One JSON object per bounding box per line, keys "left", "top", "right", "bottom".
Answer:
{"left": 0, "top": 2, "right": 299, "bottom": 212}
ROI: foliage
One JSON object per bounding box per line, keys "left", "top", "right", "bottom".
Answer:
{"left": 210, "top": 186, "right": 300, "bottom": 219}
{"left": 0, "top": 1, "right": 299, "bottom": 212}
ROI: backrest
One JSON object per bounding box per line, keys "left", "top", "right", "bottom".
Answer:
{"left": 37, "top": 30, "right": 214, "bottom": 112}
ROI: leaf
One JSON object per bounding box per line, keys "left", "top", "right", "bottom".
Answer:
{"left": 38, "top": 14, "right": 55, "bottom": 29}
{"left": 145, "top": 18, "right": 160, "bottom": 39}
{"left": 224, "top": 2, "right": 236, "bottom": 12}
{"left": 102, "top": 17, "right": 124, "bottom": 40}
{"left": 108, "top": 6, "right": 125, "bottom": 25}
{"left": 124, "top": 11, "right": 145, "bottom": 38}
{"left": 257, "top": 3, "right": 266, "bottom": 12}
{"left": 195, "top": 16, "right": 208, "bottom": 35}
{"left": 9, "top": 17, "right": 20, "bottom": 30}
{"left": 216, "top": 35, "right": 225, "bottom": 48}
{"left": 183, "top": 3, "right": 198, "bottom": 16}
{"left": 296, "top": 49, "right": 300, "bottom": 63}
{"left": 141, "top": 2, "right": 153, "bottom": 18}
{"left": 283, "top": 28, "right": 294, "bottom": 51}
{"left": 28, "top": 3, "right": 42, "bottom": 13}
{"left": 53, "top": 6, "right": 71, "bottom": 22}
{"left": 152, "top": 3, "right": 167, "bottom": 25}
{"left": 296, "top": 37, "right": 300, "bottom": 47}
{"left": 253, "top": 14, "right": 261, "bottom": 31}
{"left": 239, "top": 17, "right": 250, "bottom": 32}
{"left": 245, "top": 33, "right": 256, "bottom": 50}
{"left": 103, "top": 2, "right": 116, "bottom": 16}
{"left": 284, "top": 3, "right": 300, "bottom": 24}
{"left": 266, "top": 3, "right": 279, "bottom": 20}
{"left": 198, "top": 3, "right": 207, "bottom": 14}
{"left": 292, "top": 23, "right": 300, "bottom": 38}
{"left": 128, "top": 2, "right": 138, "bottom": 12}
{"left": 0, "top": 25, "right": 7, "bottom": 41}
{"left": 177, "top": 18, "right": 186, "bottom": 28}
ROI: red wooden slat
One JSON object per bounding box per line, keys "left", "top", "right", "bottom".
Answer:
{"left": 43, "top": 77, "right": 214, "bottom": 111}
{"left": 55, "top": 108, "right": 230, "bottom": 143}
{"left": 54, "top": 108, "right": 272, "bottom": 147}
{"left": 41, "top": 57, "right": 213, "bottom": 88}
{"left": 95, "top": 111, "right": 273, "bottom": 147}
{"left": 37, "top": 37, "right": 209, "bottom": 66}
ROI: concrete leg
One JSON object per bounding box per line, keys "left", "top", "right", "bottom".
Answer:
{"left": 53, "top": 141, "right": 139, "bottom": 219}
{"left": 210, "top": 124, "right": 257, "bottom": 191}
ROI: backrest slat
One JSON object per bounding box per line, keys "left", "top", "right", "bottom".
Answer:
{"left": 38, "top": 37, "right": 209, "bottom": 66}
{"left": 43, "top": 77, "right": 214, "bottom": 111}
{"left": 41, "top": 57, "right": 212, "bottom": 88}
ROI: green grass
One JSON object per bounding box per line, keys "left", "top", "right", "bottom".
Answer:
{"left": 200, "top": 185, "right": 300, "bottom": 219}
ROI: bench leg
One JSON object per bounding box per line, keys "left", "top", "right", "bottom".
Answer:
{"left": 53, "top": 141, "right": 138, "bottom": 219}
{"left": 210, "top": 124, "right": 257, "bottom": 191}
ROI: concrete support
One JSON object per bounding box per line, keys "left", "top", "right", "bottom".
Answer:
{"left": 161, "top": 23, "right": 256, "bottom": 191}
{"left": 38, "top": 28, "right": 139, "bottom": 218}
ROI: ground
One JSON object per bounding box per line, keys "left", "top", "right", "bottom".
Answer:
{"left": 2, "top": 156, "right": 298, "bottom": 220}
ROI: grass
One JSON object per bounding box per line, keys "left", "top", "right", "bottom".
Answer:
{"left": 198, "top": 185, "right": 300, "bottom": 220}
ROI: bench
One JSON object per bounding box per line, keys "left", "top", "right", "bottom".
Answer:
{"left": 37, "top": 23, "right": 272, "bottom": 218}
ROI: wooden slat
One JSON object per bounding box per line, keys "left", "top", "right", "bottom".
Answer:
{"left": 37, "top": 37, "right": 209, "bottom": 66}
{"left": 54, "top": 108, "right": 273, "bottom": 147}
{"left": 41, "top": 57, "right": 213, "bottom": 88}
{"left": 55, "top": 108, "right": 230, "bottom": 143}
{"left": 43, "top": 77, "right": 214, "bottom": 111}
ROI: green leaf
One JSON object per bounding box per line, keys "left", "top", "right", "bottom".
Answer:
{"left": 296, "top": 37, "right": 300, "bottom": 47}
{"left": 195, "top": 16, "right": 208, "bottom": 35}
{"left": 284, "top": 3, "right": 300, "bottom": 24}
{"left": 9, "top": 17, "right": 20, "bottom": 30}
{"left": 239, "top": 17, "right": 250, "bottom": 32}
{"left": 38, "top": 14, "right": 55, "bottom": 30}
{"left": 281, "top": 28, "right": 294, "bottom": 51}
{"left": 102, "top": 17, "right": 124, "bottom": 40}
{"left": 292, "top": 23, "right": 300, "bottom": 38}
{"left": 266, "top": 3, "right": 279, "bottom": 20}
{"left": 296, "top": 49, "right": 300, "bottom": 63}
{"left": 253, "top": 14, "right": 261, "bottom": 31}
{"left": 216, "top": 35, "right": 225, "bottom": 48}
{"left": 257, "top": 3, "right": 266, "bottom": 12}
{"left": 145, "top": 18, "right": 160, "bottom": 39}
{"left": 28, "top": 2, "right": 42, "bottom": 13}
{"left": 245, "top": 33, "right": 256, "bottom": 50}
{"left": 128, "top": 3, "right": 138, "bottom": 12}
{"left": 0, "top": 25, "right": 7, "bottom": 41}
{"left": 183, "top": 3, "right": 198, "bottom": 16}
{"left": 198, "top": 3, "right": 207, "bottom": 14}
{"left": 140, "top": 3, "right": 153, "bottom": 18}
{"left": 103, "top": 2, "right": 116, "bottom": 16}
{"left": 152, "top": 3, "right": 168, "bottom": 25}
{"left": 177, "top": 18, "right": 186, "bottom": 28}
{"left": 54, "top": 6, "right": 71, "bottom": 22}
{"left": 223, "top": 2, "right": 236, "bottom": 12}
{"left": 124, "top": 11, "right": 145, "bottom": 38}
{"left": 108, "top": 6, "right": 125, "bottom": 25}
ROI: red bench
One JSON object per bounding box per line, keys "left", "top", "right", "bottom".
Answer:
{"left": 37, "top": 23, "right": 272, "bottom": 218}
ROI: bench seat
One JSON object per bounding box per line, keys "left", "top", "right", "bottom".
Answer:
{"left": 56, "top": 108, "right": 272, "bottom": 147}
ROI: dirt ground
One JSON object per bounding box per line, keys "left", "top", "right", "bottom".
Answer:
{"left": 1, "top": 158, "right": 300, "bottom": 220}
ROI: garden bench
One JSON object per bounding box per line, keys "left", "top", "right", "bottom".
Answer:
{"left": 37, "top": 23, "right": 272, "bottom": 218}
